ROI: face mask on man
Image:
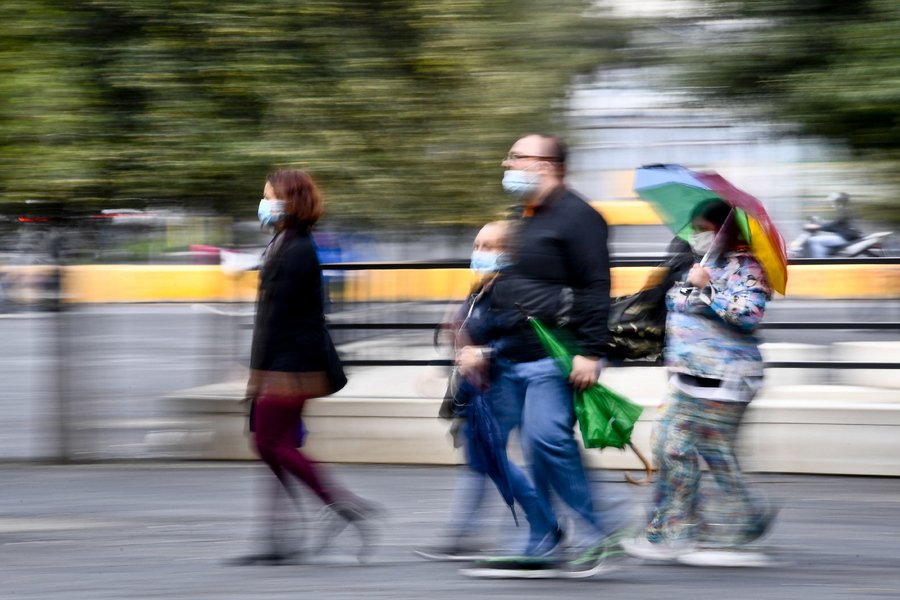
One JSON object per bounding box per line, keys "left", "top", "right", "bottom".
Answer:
{"left": 689, "top": 230, "right": 717, "bottom": 255}
{"left": 258, "top": 199, "right": 285, "bottom": 227}
{"left": 501, "top": 169, "right": 540, "bottom": 200}
{"left": 470, "top": 250, "right": 507, "bottom": 275}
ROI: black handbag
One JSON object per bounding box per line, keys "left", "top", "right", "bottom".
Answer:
{"left": 605, "top": 283, "right": 668, "bottom": 361}
{"left": 322, "top": 327, "right": 348, "bottom": 395}
{"left": 605, "top": 241, "right": 694, "bottom": 361}
{"left": 437, "top": 367, "right": 461, "bottom": 420}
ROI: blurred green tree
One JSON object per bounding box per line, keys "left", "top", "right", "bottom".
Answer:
{"left": 0, "top": 0, "right": 626, "bottom": 225}
{"left": 657, "top": 0, "right": 900, "bottom": 221}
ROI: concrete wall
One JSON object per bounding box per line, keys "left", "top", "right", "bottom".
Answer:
{"left": 160, "top": 342, "right": 900, "bottom": 476}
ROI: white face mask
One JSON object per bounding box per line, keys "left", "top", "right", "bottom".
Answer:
{"left": 689, "top": 230, "right": 716, "bottom": 255}
{"left": 501, "top": 169, "right": 541, "bottom": 199}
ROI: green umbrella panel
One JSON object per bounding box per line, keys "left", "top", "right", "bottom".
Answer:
{"left": 637, "top": 181, "right": 752, "bottom": 243}
{"left": 526, "top": 316, "right": 643, "bottom": 450}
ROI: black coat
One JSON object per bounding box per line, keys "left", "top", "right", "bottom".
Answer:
{"left": 488, "top": 186, "right": 611, "bottom": 361}
{"left": 250, "top": 228, "right": 329, "bottom": 373}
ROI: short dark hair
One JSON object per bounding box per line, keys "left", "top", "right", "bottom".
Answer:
{"left": 266, "top": 169, "right": 324, "bottom": 229}
{"left": 691, "top": 199, "right": 732, "bottom": 228}
{"left": 690, "top": 199, "right": 744, "bottom": 248}
{"left": 543, "top": 135, "right": 567, "bottom": 166}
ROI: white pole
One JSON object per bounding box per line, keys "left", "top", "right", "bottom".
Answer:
{"left": 698, "top": 207, "right": 736, "bottom": 267}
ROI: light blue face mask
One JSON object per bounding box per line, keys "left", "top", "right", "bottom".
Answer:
{"left": 258, "top": 199, "right": 285, "bottom": 227}
{"left": 470, "top": 250, "right": 507, "bottom": 275}
{"left": 501, "top": 169, "right": 540, "bottom": 199}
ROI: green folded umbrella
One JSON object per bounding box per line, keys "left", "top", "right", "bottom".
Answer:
{"left": 526, "top": 316, "right": 643, "bottom": 450}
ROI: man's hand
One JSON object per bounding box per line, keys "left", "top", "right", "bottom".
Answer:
{"left": 570, "top": 355, "right": 600, "bottom": 391}
{"left": 456, "top": 345, "right": 488, "bottom": 379}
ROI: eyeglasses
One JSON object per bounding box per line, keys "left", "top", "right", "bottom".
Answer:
{"left": 504, "top": 152, "right": 560, "bottom": 163}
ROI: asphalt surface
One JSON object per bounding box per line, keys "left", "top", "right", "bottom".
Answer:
{"left": 1, "top": 463, "right": 898, "bottom": 600}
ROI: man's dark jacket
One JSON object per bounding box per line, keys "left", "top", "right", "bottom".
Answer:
{"left": 487, "top": 186, "right": 611, "bottom": 362}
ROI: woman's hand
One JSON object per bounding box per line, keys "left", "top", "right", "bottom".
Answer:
{"left": 686, "top": 264, "right": 711, "bottom": 288}
{"left": 456, "top": 345, "right": 488, "bottom": 379}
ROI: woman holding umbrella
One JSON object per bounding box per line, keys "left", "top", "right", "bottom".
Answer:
{"left": 622, "top": 198, "right": 777, "bottom": 565}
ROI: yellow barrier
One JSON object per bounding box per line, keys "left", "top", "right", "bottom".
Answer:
{"left": 61, "top": 265, "right": 258, "bottom": 303}
{"left": 590, "top": 200, "right": 664, "bottom": 226}
{"left": 784, "top": 264, "right": 900, "bottom": 299}
{"left": 49, "top": 263, "right": 900, "bottom": 303}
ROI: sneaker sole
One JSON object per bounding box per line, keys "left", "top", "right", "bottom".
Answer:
{"left": 676, "top": 550, "right": 774, "bottom": 568}
{"left": 621, "top": 548, "right": 682, "bottom": 562}
{"left": 461, "top": 564, "right": 619, "bottom": 580}
{"left": 563, "top": 562, "right": 620, "bottom": 579}
{"left": 621, "top": 540, "right": 691, "bottom": 563}
{"left": 412, "top": 549, "right": 484, "bottom": 562}
{"left": 460, "top": 567, "right": 563, "bottom": 579}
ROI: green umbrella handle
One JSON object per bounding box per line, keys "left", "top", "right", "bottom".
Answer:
{"left": 624, "top": 442, "right": 655, "bottom": 486}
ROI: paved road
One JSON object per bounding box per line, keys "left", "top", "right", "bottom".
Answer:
{"left": 1, "top": 464, "right": 898, "bottom": 599}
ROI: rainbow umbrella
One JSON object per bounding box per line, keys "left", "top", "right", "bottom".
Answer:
{"left": 633, "top": 164, "right": 788, "bottom": 295}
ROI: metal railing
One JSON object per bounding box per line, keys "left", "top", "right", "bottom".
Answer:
{"left": 313, "top": 257, "right": 900, "bottom": 370}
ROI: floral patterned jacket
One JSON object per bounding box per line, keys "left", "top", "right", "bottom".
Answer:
{"left": 664, "top": 249, "right": 771, "bottom": 381}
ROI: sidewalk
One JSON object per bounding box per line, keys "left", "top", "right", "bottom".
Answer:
{"left": 2, "top": 463, "right": 898, "bottom": 599}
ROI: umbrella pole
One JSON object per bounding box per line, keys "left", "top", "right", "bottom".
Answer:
{"left": 624, "top": 442, "right": 655, "bottom": 486}
{"left": 698, "top": 207, "right": 736, "bottom": 268}
{"left": 681, "top": 208, "right": 736, "bottom": 295}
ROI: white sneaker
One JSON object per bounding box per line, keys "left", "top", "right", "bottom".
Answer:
{"left": 677, "top": 549, "right": 774, "bottom": 568}
{"left": 621, "top": 537, "right": 695, "bottom": 562}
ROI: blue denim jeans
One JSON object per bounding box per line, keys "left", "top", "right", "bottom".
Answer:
{"left": 462, "top": 404, "right": 557, "bottom": 551}
{"left": 490, "top": 357, "right": 605, "bottom": 549}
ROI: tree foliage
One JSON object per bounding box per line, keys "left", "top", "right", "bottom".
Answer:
{"left": 641, "top": 0, "right": 900, "bottom": 222}
{"left": 0, "top": 1, "right": 625, "bottom": 224}
{"left": 667, "top": 0, "right": 900, "bottom": 161}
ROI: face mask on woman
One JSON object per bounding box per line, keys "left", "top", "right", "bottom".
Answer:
{"left": 689, "top": 230, "right": 717, "bottom": 255}
{"left": 258, "top": 199, "right": 285, "bottom": 227}
{"left": 470, "top": 250, "right": 507, "bottom": 275}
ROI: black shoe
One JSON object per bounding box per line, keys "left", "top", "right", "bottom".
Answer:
{"left": 460, "top": 556, "right": 561, "bottom": 579}
{"left": 224, "top": 550, "right": 301, "bottom": 566}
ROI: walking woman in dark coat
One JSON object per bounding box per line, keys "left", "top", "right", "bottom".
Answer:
{"left": 241, "top": 168, "right": 377, "bottom": 564}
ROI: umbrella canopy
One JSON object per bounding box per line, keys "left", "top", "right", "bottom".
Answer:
{"left": 526, "top": 316, "right": 643, "bottom": 450}
{"left": 633, "top": 164, "right": 788, "bottom": 295}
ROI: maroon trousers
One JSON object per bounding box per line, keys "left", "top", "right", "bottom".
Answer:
{"left": 252, "top": 392, "right": 337, "bottom": 506}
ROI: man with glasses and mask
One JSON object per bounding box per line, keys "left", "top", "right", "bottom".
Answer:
{"left": 460, "top": 134, "right": 618, "bottom": 578}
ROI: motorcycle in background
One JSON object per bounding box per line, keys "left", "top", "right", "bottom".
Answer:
{"left": 789, "top": 217, "right": 893, "bottom": 258}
